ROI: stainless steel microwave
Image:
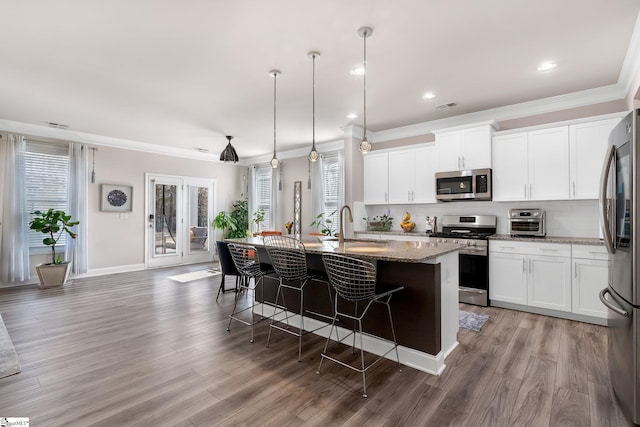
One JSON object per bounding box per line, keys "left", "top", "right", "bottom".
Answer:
{"left": 435, "top": 168, "right": 492, "bottom": 201}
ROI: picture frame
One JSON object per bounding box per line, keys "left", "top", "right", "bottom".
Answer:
{"left": 101, "top": 184, "right": 133, "bottom": 212}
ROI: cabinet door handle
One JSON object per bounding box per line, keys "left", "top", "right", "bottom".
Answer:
{"left": 522, "top": 258, "right": 525, "bottom": 272}
{"left": 524, "top": 184, "right": 527, "bottom": 199}
{"left": 408, "top": 190, "right": 411, "bottom": 201}
{"left": 529, "top": 184, "right": 533, "bottom": 199}
{"left": 574, "top": 263, "right": 578, "bottom": 278}
{"left": 529, "top": 258, "right": 532, "bottom": 273}
{"left": 573, "top": 181, "right": 576, "bottom": 198}
{"left": 540, "top": 248, "right": 558, "bottom": 252}
{"left": 385, "top": 192, "right": 388, "bottom": 202}
{"left": 461, "top": 156, "right": 465, "bottom": 169}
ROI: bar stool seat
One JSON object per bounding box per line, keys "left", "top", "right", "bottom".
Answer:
{"left": 317, "top": 253, "right": 403, "bottom": 398}
{"left": 263, "top": 235, "right": 334, "bottom": 361}
{"left": 226, "top": 243, "right": 274, "bottom": 343}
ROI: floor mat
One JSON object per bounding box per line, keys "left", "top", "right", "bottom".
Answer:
{"left": 169, "top": 269, "right": 222, "bottom": 283}
{"left": 459, "top": 310, "right": 490, "bottom": 332}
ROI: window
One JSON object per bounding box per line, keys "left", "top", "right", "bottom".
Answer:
{"left": 321, "top": 152, "right": 343, "bottom": 234}
{"left": 25, "top": 140, "right": 70, "bottom": 249}
{"left": 254, "top": 164, "right": 273, "bottom": 230}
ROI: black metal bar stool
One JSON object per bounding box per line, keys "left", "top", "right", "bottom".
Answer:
{"left": 226, "top": 243, "right": 274, "bottom": 343}
{"left": 263, "top": 235, "right": 334, "bottom": 361}
{"left": 317, "top": 253, "right": 403, "bottom": 398}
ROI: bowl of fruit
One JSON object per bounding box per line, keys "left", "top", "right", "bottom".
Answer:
{"left": 400, "top": 212, "right": 416, "bottom": 232}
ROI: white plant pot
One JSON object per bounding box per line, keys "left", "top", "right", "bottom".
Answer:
{"left": 36, "top": 262, "right": 72, "bottom": 288}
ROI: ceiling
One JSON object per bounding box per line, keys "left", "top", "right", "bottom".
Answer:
{"left": 1, "top": 0, "right": 639, "bottom": 162}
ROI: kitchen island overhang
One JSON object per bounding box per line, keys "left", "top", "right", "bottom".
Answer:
{"left": 224, "top": 237, "right": 460, "bottom": 375}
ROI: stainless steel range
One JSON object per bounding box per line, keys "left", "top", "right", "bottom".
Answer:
{"left": 428, "top": 214, "right": 497, "bottom": 306}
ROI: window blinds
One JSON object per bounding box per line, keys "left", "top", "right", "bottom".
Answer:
{"left": 321, "top": 152, "right": 342, "bottom": 234}
{"left": 25, "top": 140, "right": 70, "bottom": 249}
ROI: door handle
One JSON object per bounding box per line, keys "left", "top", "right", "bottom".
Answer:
{"left": 599, "top": 145, "right": 616, "bottom": 254}
{"left": 599, "top": 288, "right": 629, "bottom": 318}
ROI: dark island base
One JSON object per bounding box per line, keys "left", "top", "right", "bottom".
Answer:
{"left": 254, "top": 250, "right": 442, "bottom": 356}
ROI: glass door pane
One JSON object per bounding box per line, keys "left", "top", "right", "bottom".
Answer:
{"left": 187, "top": 186, "right": 209, "bottom": 253}
{"left": 155, "top": 183, "right": 178, "bottom": 255}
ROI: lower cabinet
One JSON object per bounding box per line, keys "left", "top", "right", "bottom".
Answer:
{"left": 490, "top": 241, "right": 607, "bottom": 323}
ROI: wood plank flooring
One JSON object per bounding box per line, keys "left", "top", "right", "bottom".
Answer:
{"left": 0, "top": 264, "right": 633, "bottom": 426}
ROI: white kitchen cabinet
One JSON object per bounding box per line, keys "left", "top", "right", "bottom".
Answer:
{"left": 490, "top": 241, "right": 571, "bottom": 312}
{"left": 388, "top": 146, "right": 436, "bottom": 204}
{"left": 569, "top": 118, "right": 619, "bottom": 199}
{"left": 489, "top": 251, "right": 527, "bottom": 304}
{"left": 492, "top": 133, "right": 528, "bottom": 201}
{"left": 492, "top": 126, "right": 569, "bottom": 201}
{"left": 528, "top": 126, "right": 570, "bottom": 200}
{"left": 435, "top": 125, "right": 493, "bottom": 172}
{"left": 528, "top": 254, "right": 572, "bottom": 312}
{"left": 363, "top": 152, "right": 389, "bottom": 204}
{"left": 572, "top": 245, "right": 609, "bottom": 319}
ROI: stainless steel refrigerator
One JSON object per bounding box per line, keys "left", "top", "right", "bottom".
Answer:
{"left": 599, "top": 109, "right": 640, "bottom": 425}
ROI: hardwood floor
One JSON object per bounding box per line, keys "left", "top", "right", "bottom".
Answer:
{"left": 0, "top": 265, "right": 632, "bottom": 426}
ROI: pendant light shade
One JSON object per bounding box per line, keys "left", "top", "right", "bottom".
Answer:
{"left": 270, "top": 69, "right": 281, "bottom": 169}
{"left": 308, "top": 51, "right": 320, "bottom": 162}
{"left": 358, "top": 27, "right": 373, "bottom": 154}
{"left": 220, "top": 135, "right": 239, "bottom": 163}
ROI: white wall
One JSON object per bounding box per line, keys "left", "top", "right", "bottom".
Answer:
{"left": 0, "top": 139, "right": 244, "bottom": 284}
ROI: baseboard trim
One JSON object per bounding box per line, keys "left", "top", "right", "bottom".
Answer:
{"left": 83, "top": 263, "right": 146, "bottom": 277}
{"left": 490, "top": 300, "right": 609, "bottom": 326}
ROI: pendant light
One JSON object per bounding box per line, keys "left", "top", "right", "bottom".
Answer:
{"left": 308, "top": 51, "right": 320, "bottom": 162}
{"left": 358, "top": 27, "right": 373, "bottom": 154}
{"left": 220, "top": 135, "right": 239, "bottom": 163}
{"left": 269, "top": 69, "right": 281, "bottom": 169}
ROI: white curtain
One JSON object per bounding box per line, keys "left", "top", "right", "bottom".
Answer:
{"left": 247, "top": 165, "right": 256, "bottom": 232}
{"left": 271, "top": 166, "right": 280, "bottom": 230}
{"left": 310, "top": 156, "right": 324, "bottom": 223}
{"left": 0, "top": 134, "right": 30, "bottom": 282}
{"left": 66, "top": 143, "right": 89, "bottom": 274}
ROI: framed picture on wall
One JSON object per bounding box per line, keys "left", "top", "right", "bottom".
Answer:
{"left": 101, "top": 184, "right": 133, "bottom": 212}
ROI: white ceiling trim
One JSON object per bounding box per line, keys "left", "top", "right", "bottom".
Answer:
{"left": 370, "top": 83, "right": 627, "bottom": 143}
{"left": 0, "top": 118, "right": 225, "bottom": 163}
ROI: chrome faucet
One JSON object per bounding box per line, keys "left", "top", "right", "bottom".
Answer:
{"left": 338, "top": 205, "right": 353, "bottom": 245}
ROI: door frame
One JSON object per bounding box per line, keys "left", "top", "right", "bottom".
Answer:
{"left": 144, "top": 173, "right": 216, "bottom": 268}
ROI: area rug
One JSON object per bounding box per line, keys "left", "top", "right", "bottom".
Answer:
{"left": 0, "top": 314, "right": 21, "bottom": 379}
{"left": 459, "top": 310, "right": 490, "bottom": 332}
{"left": 169, "top": 269, "right": 221, "bottom": 283}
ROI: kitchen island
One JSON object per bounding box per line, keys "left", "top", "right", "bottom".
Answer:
{"left": 224, "top": 236, "right": 460, "bottom": 374}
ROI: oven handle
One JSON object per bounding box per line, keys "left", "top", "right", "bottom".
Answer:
{"left": 460, "top": 287, "right": 486, "bottom": 294}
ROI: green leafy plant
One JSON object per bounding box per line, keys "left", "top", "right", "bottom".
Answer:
{"left": 212, "top": 211, "right": 236, "bottom": 237}
{"left": 252, "top": 209, "right": 266, "bottom": 233}
{"left": 29, "top": 209, "right": 79, "bottom": 264}
{"left": 310, "top": 210, "right": 337, "bottom": 236}
{"left": 363, "top": 212, "right": 394, "bottom": 231}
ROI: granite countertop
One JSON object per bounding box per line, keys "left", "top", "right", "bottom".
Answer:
{"left": 489, "top": 234, "right": 605, "bottom": 246}
{"left": 225, "top": 236, "right": 461, "bottom": 263}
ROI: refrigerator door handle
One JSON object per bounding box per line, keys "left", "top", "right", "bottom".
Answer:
{"left": 599, "top": 288, "right": 629, "bottom": 318}
{"left": 599, "top": 145, "right": 616, "bottom": 254}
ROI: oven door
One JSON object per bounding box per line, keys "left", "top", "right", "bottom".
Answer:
{"left": 459, "top": 249, "right": 489, "bottom": 306}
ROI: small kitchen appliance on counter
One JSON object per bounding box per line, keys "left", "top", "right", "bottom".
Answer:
{"left": 508, "top": 208, "right": 546, "bottom": 237}
{"left": 428, "top": 214, "right": 496, "bottom": 306}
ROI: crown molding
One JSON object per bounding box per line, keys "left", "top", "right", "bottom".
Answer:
{"left": 0, "top": 118, "right": 230, "bottom": 163}
{"left": 619, "top": 10, "right": 640, "bottom": 96}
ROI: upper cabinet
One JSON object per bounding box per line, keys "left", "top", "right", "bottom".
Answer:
{"left": 493, "top": 115, "right": 623, "bottom": 202}
{"left": 388, "top": 146, "right": 436, "bottom": 204}
{"left": 569, "top": 118, "right": 619, "bottom": 199}
{"left": 363, "top": 152, "right": 389, "bottom": 204}
{"left": 493, "top": 126, "right": 570, "bottom": 201}
{"left": 435, "top": 124, "right": 493, "bottom": 172}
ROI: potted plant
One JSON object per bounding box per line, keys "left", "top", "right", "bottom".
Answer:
{"left": 212, "top": 211, "right": 237, "bottom": 238}
{"left": 363, "top": 212, "right": 394, "bottom": 232}
{"left": 251, "top": 209, "right": 266, "bottom": 235}
{"left": 213, "top": 197, "right": 250, "bottom": 239}
{"left": 29, "top": 208, "right": 79, "bottom": 288}
{"left": 310, "top": 210, "right": 337, "bottom": 236}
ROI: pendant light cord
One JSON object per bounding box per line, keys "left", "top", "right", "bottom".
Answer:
{"left": 273, "top": 72, "right": 277, "bottom": 158}
{"left": 312, "top": 54, "right": 316, "bottom": 149}
{"left": 363, "top": 29, "right": 367, "bottom": 140}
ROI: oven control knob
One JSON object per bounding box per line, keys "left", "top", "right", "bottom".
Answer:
{"left": 467, "top": 240, "right": 475, "bottom": 246}
{"left": 438, "top": 238, "right": 445, "bottom": 243}
{"left": 453, "top": 239, "right": 459, "bottom": 244}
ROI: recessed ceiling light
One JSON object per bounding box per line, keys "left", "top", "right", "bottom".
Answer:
{"left": 349, "top": 66, "right": 365, "bottom": 76}
{"left": 422, "top": 92, "right": 437, "bottom": 100}
{"left": 347, "top": 113, "right": 358, "bottom": 119}
{"left": 537, "top": 61, "right": 557, "bottom": 72}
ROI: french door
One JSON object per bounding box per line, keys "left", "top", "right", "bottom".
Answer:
{"left": 146, "top": 173, "right": 215, "bottom": 268}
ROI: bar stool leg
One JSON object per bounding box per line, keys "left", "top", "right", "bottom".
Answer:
{"left": 266, "top": 281, "right": 284, "bottom": 348}
{"left": 358, "top": 317, "right": 367, "bottom": 398}
{"left": 316, "top": 307, "right": 340, "bottom": 375}
{"left": 297, "top": 287, "right": 304, "bottom": 362}
{"left": 386, "top": 300, "right": 402, "bottom": 372}
{"left": 226, "top": 282, "right": 242, "bottom": 333}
